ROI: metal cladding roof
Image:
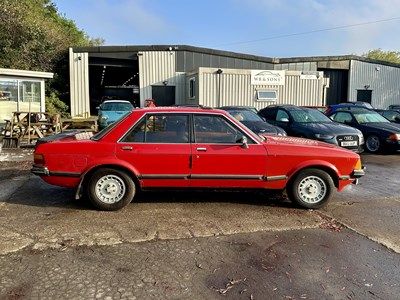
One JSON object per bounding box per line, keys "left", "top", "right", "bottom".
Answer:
{"left": 71, "top": 44, "right": 400, "bottom": 69}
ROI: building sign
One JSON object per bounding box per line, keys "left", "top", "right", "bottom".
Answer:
{"left": 251, "top": 70, "right": 285, "bottom": 86}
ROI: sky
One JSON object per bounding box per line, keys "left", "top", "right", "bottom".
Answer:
{"left": 53, "top": 0, "right": 400, "bottom": 58}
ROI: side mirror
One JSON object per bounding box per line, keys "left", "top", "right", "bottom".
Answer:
{"left": 279, "top": 118, "right": 289, "bottom": 123}
{"left": 241, "top": 136, "right": 249, "bottom": 149}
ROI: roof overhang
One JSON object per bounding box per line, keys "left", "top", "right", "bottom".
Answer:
{"left": 0, "top": 68, "right": 54, "bottom": 79}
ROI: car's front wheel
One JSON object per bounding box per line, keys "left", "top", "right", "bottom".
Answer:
{"left": 87, "top": 168, "right": 136, "bottom": 211}
{"left": 365, "top": 134, "right": 381, "bottom": 153}
{"left": 286, "top": 168, "right": 334, "bottom": 209}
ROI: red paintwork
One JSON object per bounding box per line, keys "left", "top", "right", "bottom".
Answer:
{"left": 32, "top": 107, "right": 362, "bottom": 194}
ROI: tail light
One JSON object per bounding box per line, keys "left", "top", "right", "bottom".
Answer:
{"left": 34, "top": 153, "right": 45, "bottom": 165}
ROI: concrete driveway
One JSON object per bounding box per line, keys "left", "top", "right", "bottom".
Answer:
{"left": 0, "top": 147, "right": 399, "bottom": 299}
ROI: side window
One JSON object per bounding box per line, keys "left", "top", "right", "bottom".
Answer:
{"left": 194, "top": 115, "right": 247, "bottom": 144}
{"left": 332, "top": 112, "right": 352, "bottom": 123}
{"left": 260, "top": 108, "right": 276, "bottom": 121}
{"left": 122, "top": 114, "right": 189, "bottom": 143}
{"left": 276, "top": 109, "right": 289, "bottom": 121}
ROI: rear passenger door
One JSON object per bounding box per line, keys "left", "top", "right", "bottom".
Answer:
{"left": 116, "top": 113, "right": 191, "bottom": 188}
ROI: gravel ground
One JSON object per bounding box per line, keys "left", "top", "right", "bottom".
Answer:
{"left": 0, "top": 160, "right": 32, "bottom": 181}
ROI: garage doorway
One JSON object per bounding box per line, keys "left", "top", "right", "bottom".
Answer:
{"left": 152, "top": 86, "right": 175, "bottom": 106}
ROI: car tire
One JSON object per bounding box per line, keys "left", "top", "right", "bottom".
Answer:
{"left": 365, "top": 134, "right": 381, "bottom": 153}
{"left": 287, "top": 168, "right": 334, "bottom": 209}
{"left": 87, "top": 168, "right": 135, "bottom": 211}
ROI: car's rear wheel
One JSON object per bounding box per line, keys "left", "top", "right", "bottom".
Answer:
{"left": 87, "top": 168, "right": 135, "bottom": 211}
{"left": 287, "top": 168, "right": 334, "bottom": 209}
{"left": 366, "top": 134, "right": 381, "bottom": 153}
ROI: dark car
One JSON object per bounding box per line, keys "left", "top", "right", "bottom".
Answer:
{"left": 219, "top": 106, "right": 286, "bottom": 136}
{"left": 258, "top": 105, "right": 364, "bottom": 153}
{"left": 388, "top": 104, "right": 400, "bottom": 110}
{"left": 327, "top": 108, "right": 400, "bottom": 153}
{"left": 375, "top": 109, "right": 400, "bottom": 124}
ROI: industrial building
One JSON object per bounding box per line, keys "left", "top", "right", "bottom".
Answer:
{"left": 69, "top": 45, "right": 400, "bottom": 117}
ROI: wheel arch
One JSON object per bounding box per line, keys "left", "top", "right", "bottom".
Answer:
{"left": 287, "top": 164, "right": 339, "bottom": 189}
{"left": 75, "top": 163, "right": 142, "bottom": 200}
{"left": 84, "top": 164, "right": 141, "bottom": 189}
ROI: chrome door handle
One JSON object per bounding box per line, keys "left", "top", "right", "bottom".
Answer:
{"left": 196, "top": 147, "right": 207, "bottom": 151}
{"left": 121, "top": 146, "right": 133, "bottom": 151}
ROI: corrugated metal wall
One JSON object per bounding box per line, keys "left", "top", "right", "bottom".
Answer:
{"left": 274, "top": 62, "right": 317, "bottom": 71}
{"left": 138, "top": 51, "right": 185, "bottom": 106}
{"left": 349, "top": 60, "right": 400, "bottom": 109}
{"left": 196, "top": 68, "right": 325, "bottom": 109}
{"left": 176, "top": 51, "right": 274, "bottom": 72}
{"left": 69, "top": 48, "right": 90, "bottom": 117}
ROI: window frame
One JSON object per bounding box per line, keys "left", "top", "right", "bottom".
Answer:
{"left": 256, "top": 89, "right": 278, "bottom": 102}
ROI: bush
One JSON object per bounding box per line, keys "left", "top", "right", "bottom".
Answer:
{"left": 45, "top": 91, "right": 70, "bottom": 118}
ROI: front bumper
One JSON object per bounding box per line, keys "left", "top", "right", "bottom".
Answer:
{"left": 351, "top": 166, "right": 366, "bottom": 184}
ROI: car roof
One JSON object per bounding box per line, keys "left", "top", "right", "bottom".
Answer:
{"left": 134, "top": 106, "right": 227, "bottom": 114}
{"left": 331, "top": 106, "right": 371, "bottom": 112}
{"left": 102, "top": 100, "right": 132, "bottom": 104}
{"left": 263, "top": 105, "right": 309, "bottom": 111}
{"left": 219, "top": 106, "right": 256, "bottom": 110}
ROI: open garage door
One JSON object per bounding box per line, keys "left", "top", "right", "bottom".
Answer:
{"left": 88, "top": 57, "right": 139, "bottom": 115}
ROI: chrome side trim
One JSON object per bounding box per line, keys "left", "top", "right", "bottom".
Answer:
{"left": 266, "top": 175, "right": 288, "bottom": 181}
{"left": 140, "top": 174, "right": 264, "bottom": 180}
{"left": 31, "top": 165, "right": 81, "bottom": 178}
{"left": 140, "top": 174, "right": 189, "bottom": 179}
{"left": 191, "top": 174, "right": 264, "bottom": 180}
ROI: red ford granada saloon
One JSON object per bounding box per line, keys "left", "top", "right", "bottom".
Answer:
{"left": 31, "top": 107, "right": 365, "bottom": 211}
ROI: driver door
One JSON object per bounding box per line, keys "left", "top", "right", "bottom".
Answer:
{"left": 190, "top": 114, "right": 267, "bottom": 188}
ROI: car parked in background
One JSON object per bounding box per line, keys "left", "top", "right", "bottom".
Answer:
{"left": 97, "top": 100, "right": 134, "bottom": 129}
{"left": 340, "top": 101, "right": 374, "bottom": 109}
{"left": 375, "top": 109, "right": 400, "bottom": 124}
{"left": 31, "top": 107, "right": 365, "bottom": 211}
{"left": 327, "top": 107, "right": 400, "bottom": 153}
{"left": 324, "top": 103, "right": 372, "bottom": 116}
{"left": 219, "top": 106, "right": 287, "bottom": 136}
{"left": 388, "top": 104, "right": 400, "bottom": 110}
{"left": 258, "top": 105, "right": 364, "bottom": 153}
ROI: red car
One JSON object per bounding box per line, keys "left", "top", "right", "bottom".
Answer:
{"left": 31, "top": 107, "right": 365, "bottom": 211}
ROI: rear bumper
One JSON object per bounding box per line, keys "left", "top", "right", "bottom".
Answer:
{"left": 31, "top": 165, "right": 49, "bottom": 176}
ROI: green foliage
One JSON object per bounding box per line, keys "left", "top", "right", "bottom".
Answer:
{"left": 0, "top": 0, "right": 103, "bottom": 72}
{"left": 364, "top": 49, "right": 400, "bottom": 64}
{"left": 0, "top": 0, "right": 105, "bottom": 113}
{"left": 45, "top": 91, "right": 70, "bottom": 118}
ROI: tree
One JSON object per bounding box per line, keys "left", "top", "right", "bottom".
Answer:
{"left": 0, "top": 0, "right": 104, "bottom": 115}
{"left": 363, "top": 49, "right": 400, "bottom": 64}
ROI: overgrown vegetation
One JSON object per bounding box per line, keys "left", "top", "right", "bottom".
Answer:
{"left": 0, "top": 0, "right": 104, "bottom": 116}
{"left": 363, "top": 49, "right": 400, "bottom": 64}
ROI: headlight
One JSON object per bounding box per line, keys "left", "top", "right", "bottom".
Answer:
{"left": 100, "top": 115, "right": 108, "bottom": 121}
{"left": 388, "top": 133, "right": 400, "bottom": 140}
{"left": 359, "top": 134, "right": 364, "bottom": 144}
{"left": 315, "top": 134, "right": 334, "bottom": 139}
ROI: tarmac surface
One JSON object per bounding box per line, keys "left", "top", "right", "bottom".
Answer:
{"left": 0, "top": 144, "right": 399, "bottom": 299}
